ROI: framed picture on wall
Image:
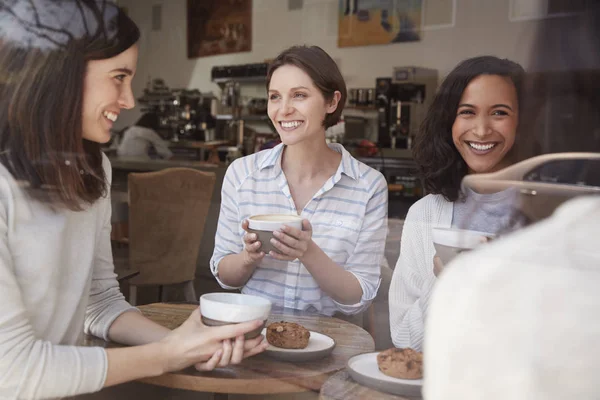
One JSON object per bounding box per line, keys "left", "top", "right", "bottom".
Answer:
{"left": 187, "top": 0, "right": 252, "bottom": 58}
{"left": 338, "top": 0, "right": 422, "bottom": 48}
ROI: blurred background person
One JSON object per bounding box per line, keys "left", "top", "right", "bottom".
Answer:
{"left": 117, "top": 112, "right": 173, "bottom": 159}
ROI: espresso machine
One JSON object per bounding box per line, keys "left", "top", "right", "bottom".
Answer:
{"left": 137, "top": 79, "right": 216, "bottom": 142}
{"left": 376, "top": 67, "right": 438, "bottom": 149}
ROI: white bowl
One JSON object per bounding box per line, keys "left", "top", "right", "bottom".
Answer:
{"left": 432, "top": 227, "right": 494, "bottom": 265}
{"left": 199, "top": 292, "right": 272, "bottom": 323}
{"left": 247, "top": 214, "right": 302, "bottom": 232}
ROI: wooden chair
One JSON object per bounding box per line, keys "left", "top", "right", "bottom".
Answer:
{"left": 126, "top": 168, "right": 216, "bottom": 306}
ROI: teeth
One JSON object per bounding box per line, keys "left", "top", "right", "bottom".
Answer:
{"left": 280, "top": 121, "right": 302, "bottom": 129}
{"left": 469, "top": 142, "right": 495, "bottom": 151}
{"left": 103, "top": 111, "right": 118, "bottom": 122}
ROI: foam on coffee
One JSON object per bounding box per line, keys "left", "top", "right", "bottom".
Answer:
{"left": 249, "top": 214, "right": 302, "bottom": 222}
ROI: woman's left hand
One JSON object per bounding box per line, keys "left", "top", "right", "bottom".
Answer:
{"left": 269, "top": 219, "right": 313, "bottom": 261}
{"left": 194, "top": 334, "right": 267, "bottom": 371}
{"left": 433, "top": 255, "right": 444, "bottom": 277}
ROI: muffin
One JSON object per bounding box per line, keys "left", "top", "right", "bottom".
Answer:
{"left": 266, "top": 321, "right": 310, "bottom": 349}
{"left": 377, "top": 347, "right": 423, "bottom": 380}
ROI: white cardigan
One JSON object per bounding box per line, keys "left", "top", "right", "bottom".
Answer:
{"left": 388, "top": 194, "right": 453, "bottom": 351}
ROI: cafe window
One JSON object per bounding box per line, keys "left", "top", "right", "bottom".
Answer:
{"left": 524, "top": 159, "right": 600, "bottom": 187}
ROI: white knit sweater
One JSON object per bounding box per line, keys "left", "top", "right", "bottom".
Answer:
{"left": 388, "top": 194, "right": 453, "bottom": 351}
{"left": 0, "top": 154, "right": 137, "bottom": 399}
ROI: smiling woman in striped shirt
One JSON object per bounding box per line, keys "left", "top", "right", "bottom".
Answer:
{"left": 210, "top": 45, "right": 388, "bottom": 316}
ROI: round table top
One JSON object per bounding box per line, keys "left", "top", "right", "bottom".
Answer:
{"left": 85, "top": 303, "right": 374, "bottom": 395}
{"left": 319, "top": 370, "right": 418, "bottom": 400}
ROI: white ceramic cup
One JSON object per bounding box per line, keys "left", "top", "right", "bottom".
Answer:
{"left": 247, "top": 214, "right": 303, "bottom": 254}
{"left": 199, "top": 293, "right": 272, "bottom": 339}
{"left": 432, "top": 227, "right": 494, "bottom": 265}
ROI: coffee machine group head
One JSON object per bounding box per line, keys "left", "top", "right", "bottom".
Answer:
{"left": 376, "top": 67, "right": 438, "bottom": 150}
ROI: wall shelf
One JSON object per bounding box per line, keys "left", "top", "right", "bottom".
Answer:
{"left": 212, "top": 76, "right": 266, "bottom": 88}
{"left": 216, "top": 114, "right": 269, "bottom": 121}
{"left": 345, "top": 106, "right": 377, "bottom": 111}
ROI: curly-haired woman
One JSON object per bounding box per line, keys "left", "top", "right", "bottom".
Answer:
{"left": 388, "top": 56, "right": 530, "bottom": 351}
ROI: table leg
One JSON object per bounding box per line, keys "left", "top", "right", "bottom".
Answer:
{"left": 208, "top": 148, "right": 220, "bottom": 164}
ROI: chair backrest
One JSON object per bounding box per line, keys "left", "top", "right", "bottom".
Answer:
{"left": 128, "top": 168, "right": 216, "bottom": 286}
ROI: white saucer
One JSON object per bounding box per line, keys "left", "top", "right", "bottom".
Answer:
{"left": 347, "top": 352, "right": 423, "bottom": 398}
{"left": 261, "top": 328, "right": 335, "bottom": 362}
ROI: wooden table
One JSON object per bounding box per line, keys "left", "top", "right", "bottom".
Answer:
{"left": 84, "top": 303, "right": 374, "bottom": 397}
{"left": 319, "top": 370, "right": 418, "bottom": 400}
{"left": 169, "top": 140, "right": 231, "bottom": 163}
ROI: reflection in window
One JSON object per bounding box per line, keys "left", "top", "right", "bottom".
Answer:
{"left": 524, "top": 159, "right": 600, "bottom": 187}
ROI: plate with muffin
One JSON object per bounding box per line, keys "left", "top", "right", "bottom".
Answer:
{"left": 262, "top": 321, "right": 336, "bottom": 362}
{"left": 346, "top": 348, "right": 423, "bottom": 398}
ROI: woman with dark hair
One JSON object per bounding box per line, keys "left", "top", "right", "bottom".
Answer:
{"left": 0, "top": 1, "right": 265, "bottom": 398}
{"left": 117, "top": 112, "right": 173, "bottom": 159}
{"left": 388, "top": 56, "right": 527, "bottom": 351}
{"left": 210, "top": 45, "right": 388, "bottom": 316}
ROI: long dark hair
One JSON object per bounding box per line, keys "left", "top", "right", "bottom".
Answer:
{"left": 413, "top": 56, "right": 526, "bottom": 202}
{"left": 266, "top": 45, "right": 347, "bottom": 129}
{"left": 0, "top": 0, "right": 140, "bottom": 210}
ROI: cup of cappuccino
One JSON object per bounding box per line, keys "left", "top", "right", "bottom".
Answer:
{"left": 247, "top": 214, "right": 303, "bottom": 254}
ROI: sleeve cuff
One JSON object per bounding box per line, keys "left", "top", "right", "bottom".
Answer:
{"left": 89, "top": 347, "right": 109, "bottom": 392}
{"left": 210, "top": 257, "right": 244, "bottom": 291}
{"left": 332, "top": 272, "right": 381, "bottom": 315}
{"left": 101, "top": 303, "right": 141, "bottom": 341}
{"left": 68, "top": 345, "right": 108, "bottom": 395}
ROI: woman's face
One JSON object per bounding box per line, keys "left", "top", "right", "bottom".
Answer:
{"left": 452, "top": 74, "right": 519, "bottom": 174}
{"left": 82, "top": 44, "right": 138, "bottom": 143}
{"left": 267, "top": 64, "right": 340, "bottom": 147}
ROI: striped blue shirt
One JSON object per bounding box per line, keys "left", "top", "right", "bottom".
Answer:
{"left": 210, "top": 143, "right": 388, "bottom": 315}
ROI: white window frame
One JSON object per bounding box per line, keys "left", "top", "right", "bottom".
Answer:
{"left": 509, "top": 0, "right": 586, "bottom": 22}
{"left": 421, "top": 0, "right": 457, "bottom": 30}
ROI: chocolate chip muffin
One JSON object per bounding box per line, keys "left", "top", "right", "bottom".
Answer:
{"left": 266, "top": 321, "right": 310, "bottom": 349}
{"left": 377, "top": 347, "right": 423, "bottom": 380}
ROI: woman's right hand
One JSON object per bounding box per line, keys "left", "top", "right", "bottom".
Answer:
{"left": 157, "top": 308, "right": 268, "bottom": 373}
{"left": 241, "top": 219, "right": 265, "bottom": 266}
{"left": 433, "top": 235, "right": 490, "bottom": 277}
